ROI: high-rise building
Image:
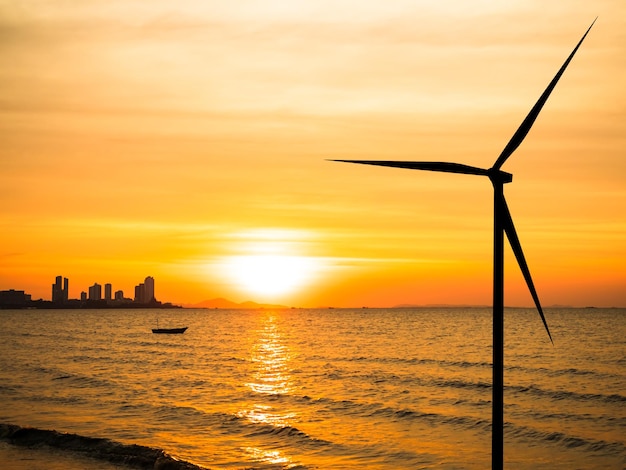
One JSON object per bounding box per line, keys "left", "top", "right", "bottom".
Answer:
{"left": 134, "top": 283, "right": 145, "bottom": 303}
{"left": 114, "top": 290, "right": 124, "bottom": 301}
{"left": 144, "top": 276, "right": 155, "bottom": 303}
{"left": 105, "top": 283, "right": 112, "bottom": 301}
{"left": 88, "top": 283, "right": 102, "bottom": 301}
{"left": 52, "top": 275, "right": 68, "bottom": 303}
{"left": 134, "top": 277, "right": 156, "bottom": 303}
{"left": 52, "top": 276, "right": 61, "bottom": 302}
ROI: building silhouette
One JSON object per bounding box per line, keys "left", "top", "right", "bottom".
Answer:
{"left": 52, "top": 276, "right": 68, "bottom": 304}
{"left": 134, "top": 283, "right": 143, "bottom": 303}
{"left": 134, "top": 276, "right": 155, "bottom": 304}
{"left": 144, "top": 276, "right": 155, "bottom": 302}
{"left": 105, "top": 283, "right": 112, "bottom": 301}
{"left": 0, "top": 289, "right": 32, "bottom": 307}
{"left": 88, "top": 283, "right": 102, "bottom": 301}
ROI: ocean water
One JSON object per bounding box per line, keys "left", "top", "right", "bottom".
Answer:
{"left": 0, "top": 307, "right": 624, "bottom": 469}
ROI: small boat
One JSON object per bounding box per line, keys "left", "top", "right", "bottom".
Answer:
{"left": 152, "top": 326, "right": 188, "bottom": 334}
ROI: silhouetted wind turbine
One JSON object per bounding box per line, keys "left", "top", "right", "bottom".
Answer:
{"left": 331, "top": 20, "right": 595, "bottom": 470}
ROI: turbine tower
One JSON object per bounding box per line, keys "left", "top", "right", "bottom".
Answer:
{"left": 332, "top": 20, "right": 595, "bottom": 470}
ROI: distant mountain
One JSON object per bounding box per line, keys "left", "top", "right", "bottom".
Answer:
{"left": 182, "top": 298, "right": 288, "bottom": 309}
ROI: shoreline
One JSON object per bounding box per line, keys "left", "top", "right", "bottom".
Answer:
{"left": 0, "top": 424, "right": 206, "bottom": 470}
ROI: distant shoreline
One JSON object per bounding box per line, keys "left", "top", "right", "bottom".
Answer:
{"left": 2, "top": 303, "right": 622, "bottom": 311}
{"left": 0, "top": 300, "right": 182, "bottom": 310}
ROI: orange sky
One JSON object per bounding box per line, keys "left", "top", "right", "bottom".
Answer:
{"left": 1, "top": 1, "right": 625, "bottom": 308}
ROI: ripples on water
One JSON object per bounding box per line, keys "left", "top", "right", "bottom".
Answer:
{"left": 0, "top": 308, "right": 624, "bottom": 469}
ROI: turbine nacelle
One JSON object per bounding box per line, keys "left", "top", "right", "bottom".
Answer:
{"left": 488, "top": 168, "right": 513, "bottom": 184}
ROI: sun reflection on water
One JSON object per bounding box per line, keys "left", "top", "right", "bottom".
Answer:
{"left": 243, "top": 446, "right": 292, "bottom": 467}
{"left": 236, "top": 403, "right": 295, "bottom": 427}
{"left": 240, "top": 313, "right": 299, "bottom": 468}
{"left": 246, "top": 314, "right": 293, "bottom": 396}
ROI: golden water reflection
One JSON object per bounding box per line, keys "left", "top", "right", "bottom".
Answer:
{"left": 237, "top": 403, "right": 295, "bottom": 428}
{"left": 246, "top": 314, "right": 293, "bottom": 396}
{"left": 243, "top": 446, "right": 292, "bottom": 467}
{"left": 238, "top": 314, "right": 298, "bottom": 467}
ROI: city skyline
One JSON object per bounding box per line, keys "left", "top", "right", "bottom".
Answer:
{"left": 77, "top": 275, "right": 156, "bottom": 303}
{"left": 7, "top": 275, "right": 158, "bottom": 304}
{"left": 0, "top": 274, "right": 171, "bottom": 308}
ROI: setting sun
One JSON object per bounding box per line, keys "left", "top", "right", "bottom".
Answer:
{"left": 224, "top": 254, "right": 319, "bottom": 298}
{"left": 214, "top": 229, "right": 324, "bottom": 301}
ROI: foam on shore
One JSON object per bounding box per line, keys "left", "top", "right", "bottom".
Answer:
{"left": 0, "top": 424, "right": 207, "bottom": 470}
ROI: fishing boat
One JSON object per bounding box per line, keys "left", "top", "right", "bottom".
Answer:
{"left": 152, "top": 326, "right": 188, "bottom": 334}
{"left": 152, "top": 318, "right": 187, "bottom": 334}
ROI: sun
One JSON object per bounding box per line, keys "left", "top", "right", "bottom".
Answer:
{"left": 226, "top": 254, "right": 318, "bottom": 298}
{"left": 219, "top": 229, "right": 322, "bottom": 300}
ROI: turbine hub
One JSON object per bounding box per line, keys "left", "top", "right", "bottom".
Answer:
{"left": 488, "top": 168, "right": 513, "bottom": 184}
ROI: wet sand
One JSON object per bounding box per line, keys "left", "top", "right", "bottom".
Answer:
{"left": 0, "top": 441, "right": 128, "bottom": 470}
{"left": 0, "top": 424, "right": 206, "bottom": 470}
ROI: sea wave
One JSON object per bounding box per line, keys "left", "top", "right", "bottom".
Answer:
{"left": 507, "top": 383, "right": 626, "bottom": 404}
{"left": 505, "top": 423, "right": 626, "bottom": 455}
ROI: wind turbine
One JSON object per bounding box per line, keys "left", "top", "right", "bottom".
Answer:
{"left": 331, "top": 20, "right": 595, "bottom": 470}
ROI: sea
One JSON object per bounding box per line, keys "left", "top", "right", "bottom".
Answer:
{"left": 0, "top": 307, "right": 624, "bottom": 469}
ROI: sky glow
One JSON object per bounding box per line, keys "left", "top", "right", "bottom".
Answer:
{"left": 1, "top": 1, "right": 625, "bottom": 307}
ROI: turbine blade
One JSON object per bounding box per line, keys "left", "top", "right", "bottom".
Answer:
{"left": 492, "top": 18, "right": 596, "bottom": 170}
{"left": 501, "top": 195, "right": 554, "bottom": 344}
{"left": 330, "top": 160, "right": 489, "bottom": 176}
